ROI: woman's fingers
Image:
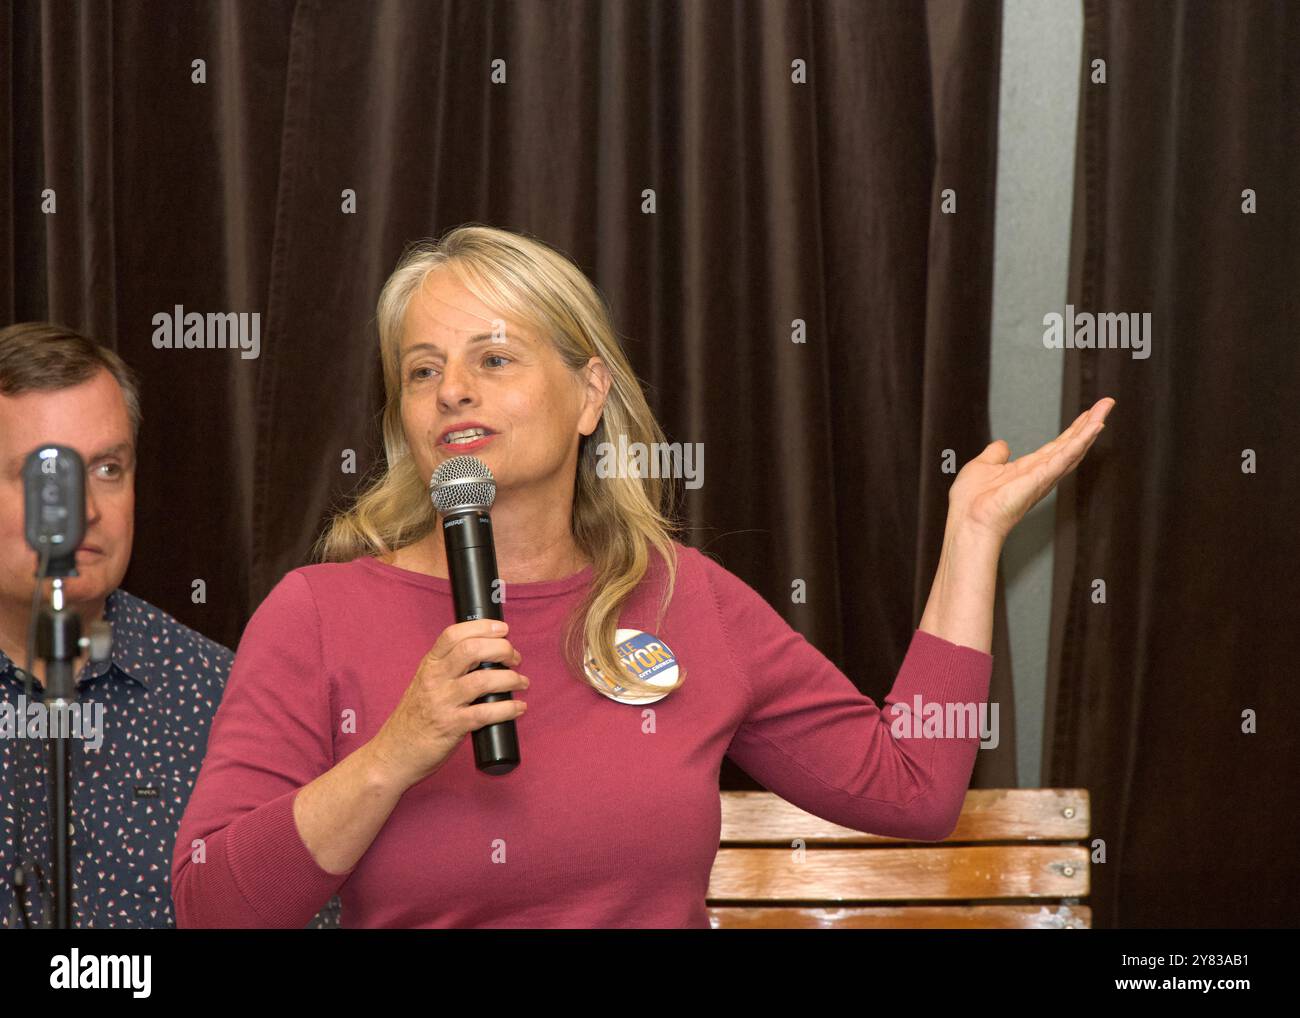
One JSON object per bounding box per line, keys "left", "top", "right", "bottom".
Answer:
{"left": 1006, "top": 400, "right": 1110, "bottom": 502}
{"left": 968, "top": 398, "right": 1114, "bottom": 532}
{"left": 1004, "top": 415, "right": 1085, "bottom": 476}
{"left": 1009, "top": 398, "right": 1113, "bottom": 477}
{"left": 1038, "top": 408, "right": 1108, "bottom": 486}
{"left": 1040, "top": 399, "right": 1108, "bottom": 457}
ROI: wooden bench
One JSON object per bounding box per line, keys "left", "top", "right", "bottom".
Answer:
{"left": 707, "top": 788, "right": 1090, "bottom": 928}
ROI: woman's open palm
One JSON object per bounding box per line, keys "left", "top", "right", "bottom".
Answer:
{"left": 949, "top": 397, "right": 1116, "bottom": 542}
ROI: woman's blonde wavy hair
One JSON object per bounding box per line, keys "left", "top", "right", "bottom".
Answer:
{"left": 314, "top": 224, "right": 687, "bottom": 699}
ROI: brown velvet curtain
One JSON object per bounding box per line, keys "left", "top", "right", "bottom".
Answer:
{"left": 1046, "top": 0, "right": 1300, "bottom": 927}
{"left": 1, "top": 0, "right": 1014, "bottom": 796}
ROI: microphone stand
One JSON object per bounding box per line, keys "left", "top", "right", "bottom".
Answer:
{"left": 31, "top": 575, "right": 110, "bottom": 929}
{"left": 36, "top": 576, "right": 80, "bottom": 930}
{"left": 15, "top": 444, "right": 108, "bottom": 928}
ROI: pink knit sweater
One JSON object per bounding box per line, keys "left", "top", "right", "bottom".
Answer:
{"left": 172, "top": 542, "right": 993, "bottom": 928}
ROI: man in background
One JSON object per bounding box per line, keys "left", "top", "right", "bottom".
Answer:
{"left": 0, "top": 321, "right": 339, "bottom": 928}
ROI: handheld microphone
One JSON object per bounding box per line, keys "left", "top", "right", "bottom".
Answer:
{"left": 429, "top": 454, "right": 518, "bottom": 776}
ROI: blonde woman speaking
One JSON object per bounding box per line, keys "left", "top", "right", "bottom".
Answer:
{"left": 172, "top": 225, "right": 1112, "bottom": 928}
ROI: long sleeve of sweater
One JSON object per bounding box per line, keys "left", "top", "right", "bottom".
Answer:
{"left": 703, "top": 557, "right": 994, "bottom": 842}
{"left": 171, "top": 571, "right": 349, "bottom": 928}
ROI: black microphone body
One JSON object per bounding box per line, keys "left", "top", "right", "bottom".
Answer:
{"left": 440, "top": 498, "right": 519, "bottom": 775}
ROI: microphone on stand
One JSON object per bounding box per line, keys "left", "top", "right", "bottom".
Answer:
{"left": 19, "top": 445, "right": 111, "bottom": 929}
{"left": 428, "top": 454, "right": 518, "bottom": 775}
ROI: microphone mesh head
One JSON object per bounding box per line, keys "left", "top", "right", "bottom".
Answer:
{"left": 430, "top": 455, "right": 496, "bottom": 513}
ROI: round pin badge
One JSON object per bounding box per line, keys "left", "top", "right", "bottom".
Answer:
{"left": 583, "top": 628, "right": 679, "bottom": 705}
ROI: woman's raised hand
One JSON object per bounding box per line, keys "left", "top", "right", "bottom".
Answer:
{"left": 947, "top": 397, "right": 1116, "bottom": 544}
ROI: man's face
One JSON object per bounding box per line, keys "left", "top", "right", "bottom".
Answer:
{"left": 0, "top": 369, "right": 135, "bottom": 612}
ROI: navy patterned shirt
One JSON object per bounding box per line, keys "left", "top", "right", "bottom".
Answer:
{"left": 0, "top": 588, "right": 232, "bottom": 928}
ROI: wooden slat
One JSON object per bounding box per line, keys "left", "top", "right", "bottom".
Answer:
{"left": 707, "top": 904, "right": 1091, "bottom": 929}
{"left": 720, "top": 788, "right": 1090, "bottom": 843}
{"left": 707, "top": 845, "right": 1090, "bottom": 900}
